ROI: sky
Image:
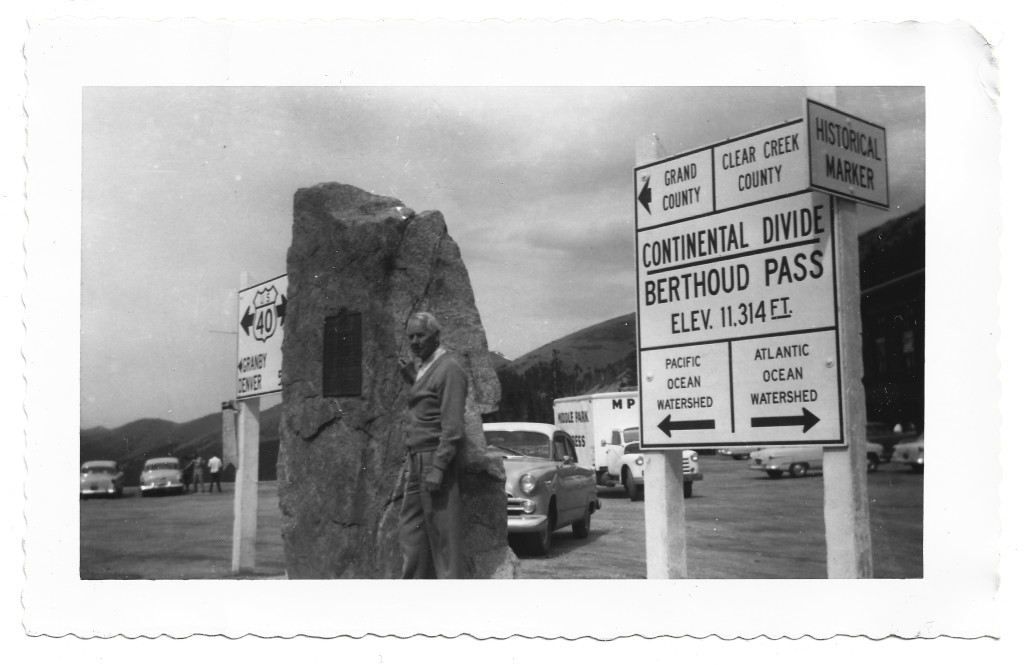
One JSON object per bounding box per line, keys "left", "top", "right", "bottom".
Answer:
{"left": 81, "top": 86, "right": 925, "bottom": 429}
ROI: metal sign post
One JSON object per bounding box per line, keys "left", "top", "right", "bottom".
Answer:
{"left": 231, "top": 271, "right": 287, "bottom": 575}
{"left": 809, "top": 87, "right": 874, "bottom": 578}
{"left": 637, "top": 134, "right": 689, "bottom": 579}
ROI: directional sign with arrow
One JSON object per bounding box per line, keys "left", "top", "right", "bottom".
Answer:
{"left": 634, "top": 149, "right": 714, "bottom": 230}
{"left": 236, "top": 274, "right": 288, "bottom": 399}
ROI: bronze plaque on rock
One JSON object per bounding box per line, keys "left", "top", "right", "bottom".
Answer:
{"left": 323, "top": 311, "right": 363, "bottom": 397}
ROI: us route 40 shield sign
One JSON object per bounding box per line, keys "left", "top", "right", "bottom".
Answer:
{"left": 237, "top": 274, "right": 287, "bottom": 399}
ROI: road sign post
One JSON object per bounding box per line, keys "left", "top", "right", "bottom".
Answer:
{"left": 637, "top": 133, "right": 689, "bottom": 579}
{"left": 231, "top": 271, "right": 287, "bottom": 575}
{"left": 809, "top": 87, "right": 874, "bottom": 579}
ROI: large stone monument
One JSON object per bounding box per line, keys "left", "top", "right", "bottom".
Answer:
{"left": 278, "top": 182, "right": 517, "bottom": 578}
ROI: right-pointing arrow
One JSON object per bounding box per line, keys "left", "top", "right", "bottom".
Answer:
{"left": 750, "top": 408, "right": 821, "bottom": 433}
{"left": 657, "top": 414, "right": 716, "bottom": 437}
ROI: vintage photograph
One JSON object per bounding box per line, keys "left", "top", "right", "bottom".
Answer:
{"left": 78, "top": 85, "right": 925, "bottom": 582}
{"left": 16, "top": 17, "right": 1005, "bottom": 646}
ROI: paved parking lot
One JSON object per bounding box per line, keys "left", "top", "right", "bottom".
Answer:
{"left": 80, "top": 455, "right": 922, "bottom": 579}
{"left": 514, "top": 454, "right": 923, "bottom": 579}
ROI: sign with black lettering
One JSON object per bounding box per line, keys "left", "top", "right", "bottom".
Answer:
{"left": 634, "top": 190, "right": 843, "bottom": 449}
{"left": 323, "top": 311, "right": 363, "bottom": 397}
{"left": 713, "top": 119, "right": 809, "bottom": 210}
{"left": 237, "top": 274, "right": 287, "bottom": 399}
{"left": 807, "top": 100, "right": 889, "bottom": 208}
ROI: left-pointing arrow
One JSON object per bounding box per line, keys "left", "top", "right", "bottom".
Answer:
{"left": 240, "top": 306, "right": 254, "bottom": 336}
{"left": 657, "top": 414, "right": 716, "bottom": 437}
{"left": 638, "top": 178, "right": 652, "bottom": 214}
{"left": 751, "top": 408, "right": 821, "bottom": 433}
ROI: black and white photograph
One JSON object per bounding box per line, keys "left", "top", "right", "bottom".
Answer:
{"left": 7, "top": 9, "right": 1015, "bottom": 659}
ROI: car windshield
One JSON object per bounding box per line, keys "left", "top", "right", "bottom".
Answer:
{"left": 484, "top": 430, "right": 551, "bottom": 458}
{"left": 623, "top": 428, "right": 640, "bottom": 444}
{"left": 81, "top": 465, "right": 116, "bottom": 474}
{"left": 144, "top": 462, "right": 179, "bottom": 471}
{"left": 624, "top": 442, "right": 641, "bottom": 455}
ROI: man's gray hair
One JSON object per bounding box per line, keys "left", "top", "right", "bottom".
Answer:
{"left": 410, "top": 312, "right": 442, "bottom": 334}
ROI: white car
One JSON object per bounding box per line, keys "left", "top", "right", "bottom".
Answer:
{"left": 717, "top": 445, "right": 764, "bottom": 460}
{"left": 750, "top": 441, "right": 887, "bottom": 478}
{"left": 139, "top": 457, "right": 185, "bottom": 496}
{"left": 891, "top": 435, "right": 924, "bottom": 472}
{"left": 605, "top": 426, "right": 702, "bottom": 500}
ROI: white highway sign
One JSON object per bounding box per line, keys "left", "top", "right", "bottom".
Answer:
{"left": 237, "top": 274, "right": 287, "bottom": 399}
{"left": 807, "top": 99, "right": 889, "bottom": 208}
{"left": 634, "top": 190, "right": 843, "bottom": 449}
{"left": 712, "top": 119, "right": 809, "bottom": 211}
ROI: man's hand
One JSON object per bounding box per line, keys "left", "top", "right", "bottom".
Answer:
{"left": 397, "top": 357, "right": 416, "bottom": 385}
{"left": 423, "top": 466, "right": 445, "bottom": 493}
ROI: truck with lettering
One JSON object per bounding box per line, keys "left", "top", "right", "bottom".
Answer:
{"left": 553, "top": 392, "right": 639, "bottom": 487}
{"left": 552, "top": 391, "right": 702, "bottom": 494}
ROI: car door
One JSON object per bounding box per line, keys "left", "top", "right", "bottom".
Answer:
{"left": 553, "top": 431, "right": 588, "bottom": 523}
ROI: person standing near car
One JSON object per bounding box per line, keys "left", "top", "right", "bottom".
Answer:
{"left": 207, "top": 454, "right": 223, "bottom": 493}
{"left": 192, "top": 453, "right": 205, "bottom": 492}
{"left": 181, "top": 455, "right": 194, "bottom": 493}
{"left": 395, "top": 312, "right": 467, "bottom": 579}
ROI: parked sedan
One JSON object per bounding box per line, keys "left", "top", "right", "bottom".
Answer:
{"left": 139, "top": 457, "right": 185, "bottom": 496}
{"left": 80, "top": 460, "right": 125, "bottom": 498}
{"left": 891, "top": 435, "right": 924, "bottom": 472}
{"left": 484, "top": 422, "right": 600, "bottom": 556}
{"left": 750, "top": 441, "right": 887, "bottom": 478}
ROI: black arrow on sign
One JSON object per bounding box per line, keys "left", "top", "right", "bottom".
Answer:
{"left": 240, "top": 306, "right": 254, "bottom": 337}
{"left": 637, "top": 178, "right": 652, "bottom": 214}
{"left": 276, "top": 294, "right": 287, "bottom": 321}
{"left": 751, "top": 408, "right": 821, "bottom": 433}
{"left": 657, "top": 414, "right": 716, "bottom": 437}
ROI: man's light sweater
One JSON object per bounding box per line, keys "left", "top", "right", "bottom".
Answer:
{"left": 405, "top": 351, "right": 468, "bottom": 472}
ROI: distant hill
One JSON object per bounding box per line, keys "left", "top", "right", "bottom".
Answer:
{"left": 488, "top": 312, "right": 638, "bottom": 423}
{"left": 81, "top": 405, "right": 282, "bottom": 484}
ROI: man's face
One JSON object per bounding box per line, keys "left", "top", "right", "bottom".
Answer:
{"left": 407, "top": 319, "right": 440, "bottom": 363}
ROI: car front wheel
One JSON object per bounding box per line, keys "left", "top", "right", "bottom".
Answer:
{"left": 867, "top": 454, "right": 879, "bottom": 473}
{"left": 571, "top": 507, "right": 591, "bottom": 539}
{"left": 624, "top": 468, "right": 641, "bottom": 501}
{"left": 526, "top": 509, "right": 554, "bottom": 555}
{"left": 790, "top": 463, "right": 809, "bottom": 478}
{"left": 766, "top": 470, "right": 784, "bottom": 479}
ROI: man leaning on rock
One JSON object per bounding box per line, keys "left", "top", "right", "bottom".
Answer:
{"left": 396, "top": 312, "right": 467, "bottom": 579}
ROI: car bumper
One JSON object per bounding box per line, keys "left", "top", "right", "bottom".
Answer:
{"left": 80, "top": 487, "right": 119, "bottom": 496}
{"left": 749, "top": 460, "right": 783, "bottom": 471}
{"left": 140, "top": 481, "right": 184, "bottom": 492}
{"left": 506, "top": 514, "right": 549, "bottom": 534}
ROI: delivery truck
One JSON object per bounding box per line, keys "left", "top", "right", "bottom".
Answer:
{"left": 553, "top": 391, "right": 638, "bottom": 486}
{"left": 553, "top": 391, "right": 702, "bottom": 496}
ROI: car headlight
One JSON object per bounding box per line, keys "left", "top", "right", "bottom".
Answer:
{"left": 687, "top": 452, "right": 698, "bottom": 462}
{"left": 520, "top": 473, "right": 537, "bottom": 495}
{"left": 635, "top": 456, "right": 644, "bottom": 466}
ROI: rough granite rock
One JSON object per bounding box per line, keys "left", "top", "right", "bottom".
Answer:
{"left": 278, "top": 182, "right": 518, "bottom": 579}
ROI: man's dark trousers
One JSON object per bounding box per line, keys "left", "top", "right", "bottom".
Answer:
{"left": 398, "top": 450, "right": 463, "bottom": 579}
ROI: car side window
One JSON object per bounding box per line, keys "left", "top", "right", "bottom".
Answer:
{"left": 554, "top": 435, "right": 577, "bottom": 463}
{"left": 611, "top": 430, "right": 621, "bottom": 446}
